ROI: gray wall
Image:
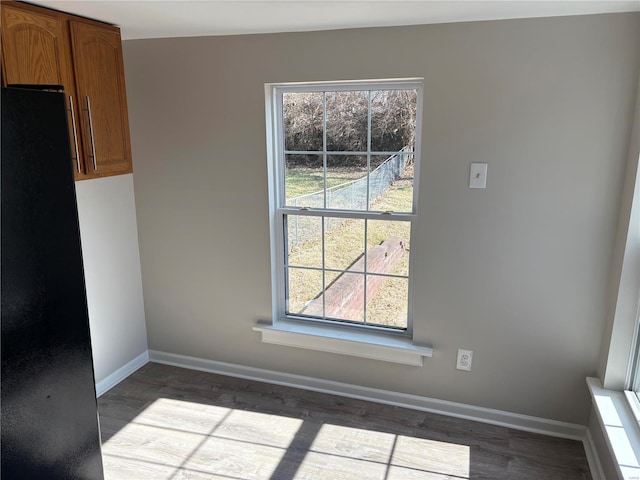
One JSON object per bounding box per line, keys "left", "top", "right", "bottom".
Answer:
{"left": 123, "top": 13, "right": 640, "bottom": 425}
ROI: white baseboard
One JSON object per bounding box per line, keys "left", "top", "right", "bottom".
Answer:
{"left": 96, "top": 350, "right": 149, "bottom": 397}
{"left": 148, "top": 349, "right": 586, "bottom": 441}
{"left": 583, "top": 429, "right": 606, "bottom": 480}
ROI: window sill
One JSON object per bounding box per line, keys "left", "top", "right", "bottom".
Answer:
{"left": 253, "top": 320, "right": 433, "bottom": 366}
{"left": 587, "top": 377, "right": 640, "bottom": 479}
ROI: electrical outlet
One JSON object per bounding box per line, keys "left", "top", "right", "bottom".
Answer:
{"left": 457, "top": 349, "right": 473, "bottom": 371}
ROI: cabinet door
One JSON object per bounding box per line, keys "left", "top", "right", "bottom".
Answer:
{"left": 1, "top": 4, "right": 87, "bottom": 178}
{"left": 70, "top": 21, "right": 132, "bottom": 176}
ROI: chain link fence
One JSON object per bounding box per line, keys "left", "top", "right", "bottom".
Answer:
{"left": 287, "top": 147, "right": 412, "bottom": 252}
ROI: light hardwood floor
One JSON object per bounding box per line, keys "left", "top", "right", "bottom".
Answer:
{"left": 98, "top": 363, "right": 592, "bottom": 479}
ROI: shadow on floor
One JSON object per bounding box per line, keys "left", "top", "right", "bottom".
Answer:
{"left": 98, "top": 362, "right": 591, "bottom": 480}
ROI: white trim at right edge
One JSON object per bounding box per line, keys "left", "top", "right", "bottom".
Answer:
{"left": 584, "top": 429, "right": 607, "bottom": 480}
{"left": 587, "top": 377, "right": 640, "bottom": 479}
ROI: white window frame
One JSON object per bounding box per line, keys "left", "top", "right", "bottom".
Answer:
{"left": 624, "top": 279, "right": 640, "bottom": 432}
{"left": 255, "top": 79, "right": 433, "bottom": 366}
{"left": 628, "top": 307, "right": 640, "bottom": 391}
{"left": 587, "top": 79, "right": 640, "bottom": 478}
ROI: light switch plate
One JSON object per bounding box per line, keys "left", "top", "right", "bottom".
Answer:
{"left": 469, "top": 163, "right": 488, "bottom": 189}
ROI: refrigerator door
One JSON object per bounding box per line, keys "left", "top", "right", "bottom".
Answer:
{"left": 1, "top": 87, "right": 104, "bottom": 479}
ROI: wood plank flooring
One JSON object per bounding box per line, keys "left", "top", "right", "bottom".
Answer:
{"left": 98, "top": 363, "right": 592, "bottom": 479}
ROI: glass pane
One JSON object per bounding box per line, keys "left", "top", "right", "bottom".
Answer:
{"left": 283, "top": 92, "right": 323, "bottom": 151}
{"left": 370, "top": 154, "right": 388, "bottom": 171}
{"left": 323, "top": 272, "right": 364, "bottom": 323}
{"left": 326, "top": 155, "right": 367, "bottom": 210}
{"left": 325, "top": 218, "right": 364, "bottom": 272}
{"left": 367, "top": 220, "right": 410, "bottom": 276}
{"left": 325, "top": 269, "right": 340, "bottom": 287}
{"left": 326, "top": 91, "right": 368, "bottom": 152}
{"left": 286, "top": 215, "right": 322, "bottom": 267}
{"left": 366, "top": 276, "right": 408, "bottom": 328}
{"left": 368, "top": 153, "right": 413, "bottom": 213}
{"left": 287, "top": 267, "right": 323, "bottom": 316}
{"left": 370, "top": 89, "right": 417, "bottom": 153}
{"left": 368, "top": 154, "right": 392, "bottom": 208}
{"left": 285, "top": 154, "right": 324, "bottom": 206}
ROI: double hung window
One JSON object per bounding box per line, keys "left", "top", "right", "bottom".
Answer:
{"left": 266, "top": 79, "right": 423, "bottom": 334}
{"left": 626, "top": 300, "right": 640, "bottom": 413}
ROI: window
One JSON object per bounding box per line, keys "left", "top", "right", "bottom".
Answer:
{"left": 586, "top": 96, "right": 640, "bottom": 475}
{"left": 265, "top": 79, "right": 423, "bottom": 335}
{"left": 629, "top": 314, "right": 640, "bottom": 392}
{"left": 624, "top": 287, "right": 640, "bottom": 421}
{"left": 623, "top": 151, "right": 640, "bottom": 414}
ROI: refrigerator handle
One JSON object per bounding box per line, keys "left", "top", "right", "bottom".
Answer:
{"left": 69, "top": 96, "right": 81, "bottom": 173}
{"left": 85, "top": 96, "right": 98, "bottom": 171}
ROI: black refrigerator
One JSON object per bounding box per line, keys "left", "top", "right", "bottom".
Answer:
{"left": 1, "top": 87, "right": 105, "bottom": 479}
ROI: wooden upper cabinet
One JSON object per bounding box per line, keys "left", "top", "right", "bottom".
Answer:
{"left": 1, "top": 3, "right": 87, "bottom": 178}
{"left": 70, "top": 21, "right": 132, "bottom": 177}
{"left": 1, "top": 5, "right": 71, "bottom": 85}
{"left": 0, "top": 1, "right": 133, "bottom": 180}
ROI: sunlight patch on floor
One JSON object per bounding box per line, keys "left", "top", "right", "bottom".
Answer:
{"left": 391, "top": 435, "right": 470, "bottom": 478}
{"left": 101, "top": 397, "right": 470, "bottom": 479}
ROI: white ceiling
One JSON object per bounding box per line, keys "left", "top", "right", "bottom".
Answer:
{"left": 31, "top": 0, "right": 640, "bottom": 40}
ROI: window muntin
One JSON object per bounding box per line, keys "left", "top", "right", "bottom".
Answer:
{"left": 272, "top": 80, "right": 422, "bottom": 332}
